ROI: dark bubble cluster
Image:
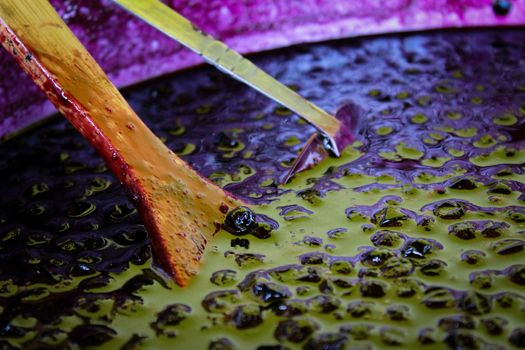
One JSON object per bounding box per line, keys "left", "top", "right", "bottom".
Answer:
{"left": 0, "top": 127, "right": 150, "bottom": 286}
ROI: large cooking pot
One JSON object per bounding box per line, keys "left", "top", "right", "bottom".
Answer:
{"left": 1, "top": 1, "right": 525, "bottom": 349}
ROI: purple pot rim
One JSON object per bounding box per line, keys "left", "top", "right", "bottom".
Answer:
{"left": 1, "top": 0, "right": 524, "bottom": 138}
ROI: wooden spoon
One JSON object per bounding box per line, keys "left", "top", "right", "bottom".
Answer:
{"left": 0, "top": 0, "right": 242, "bottom": 286}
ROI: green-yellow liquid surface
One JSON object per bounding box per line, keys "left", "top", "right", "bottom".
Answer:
{"left": 1, "top": 29, "right": 525, "bottom": 349}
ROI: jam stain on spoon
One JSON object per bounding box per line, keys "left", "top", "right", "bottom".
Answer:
{"left": 0, "top": 0, "right": 243, "bottom": 286}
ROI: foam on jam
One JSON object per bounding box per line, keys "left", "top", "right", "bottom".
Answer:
{"left": 0, "top": 29, "right": 524, "bottom": 349}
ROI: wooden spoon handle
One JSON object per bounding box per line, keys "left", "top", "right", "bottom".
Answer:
{"left": 113, "top": 0, "right": 342, "bottom": 154}
{"left": 0, "top": 0, "right": 240, "bottom": 285}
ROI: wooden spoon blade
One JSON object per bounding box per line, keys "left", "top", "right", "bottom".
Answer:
{"left": 0, "top": 0, "right": 242, "bottom": 286}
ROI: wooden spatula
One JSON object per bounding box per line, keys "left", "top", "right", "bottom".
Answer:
{"left": 0, "top": 0, "right": 242, "bottom": 286}
{"left": 112, "top": 0, "right": 354, "bottom": 182}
